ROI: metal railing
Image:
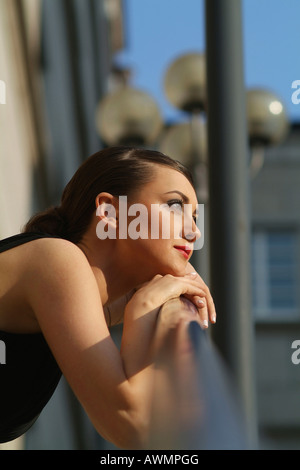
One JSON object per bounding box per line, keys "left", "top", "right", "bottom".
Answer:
{"left": 147, "top": 297, "right": 253, "bottom": 450}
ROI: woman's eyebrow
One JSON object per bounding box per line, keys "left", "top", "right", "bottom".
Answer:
{"left": 164, "top": 190, "right": 189, "bottom": 202}
{"left": 164, "top": 190, "right": 198, "bottom": 216}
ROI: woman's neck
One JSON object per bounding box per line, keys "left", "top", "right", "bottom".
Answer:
{"left": 76, "top": 231, "right": 135, "bottom": 304}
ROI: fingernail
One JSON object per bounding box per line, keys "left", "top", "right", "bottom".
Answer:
{"left": 186, "top": 272, "right": 197, "bottom": 277}
{"left": 211, "top": 314, "right": 217, "bottom": 323}
{"left": 197, "top": 299, "right": 205, "bottom": 306}
{"left": 203, "top": 320, "right": 208, "bottom": 328}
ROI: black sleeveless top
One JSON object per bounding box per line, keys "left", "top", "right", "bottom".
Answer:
{"left": 0, "top": 233, "right": 62, "bottom": 443}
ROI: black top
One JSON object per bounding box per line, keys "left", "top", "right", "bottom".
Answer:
{"left": 0, "top": 233, "right": 62, "bottom": 443}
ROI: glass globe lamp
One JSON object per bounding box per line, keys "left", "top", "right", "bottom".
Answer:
{"left": 158, "top": 120, "right": 207, "bottom": 167}
{"left": 246, "top": 88, "right": 289, "bottom": 147}
{"left": 96, "top": 87, "right": 163, "bottom": 146}
{"left": 164, "top": 52, "right": 206, "bottom": 113}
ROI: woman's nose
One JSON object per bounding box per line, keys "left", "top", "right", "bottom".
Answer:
{"left": 183, "top": 219, "right": 201, "bottom": 243}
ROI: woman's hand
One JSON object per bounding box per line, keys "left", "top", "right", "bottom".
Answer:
{"left": 126, "top": 272, "right": 212, "bottom": 330}
{"left": 184, "top": 263, "right": 217, "bottom": 328}
{"left": 104, "top": 263, "right": 216, "bottom": 330}
{"left": 121, "top": 272, "right": 208, "bottom": 379}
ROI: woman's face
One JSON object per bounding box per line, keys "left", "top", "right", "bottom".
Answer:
{"left": 118, "top": 165, "right": 201, "bottom": 279}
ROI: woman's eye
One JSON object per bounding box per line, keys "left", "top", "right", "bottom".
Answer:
{"left": 166, "top": 199, "right": 198, "bottom": 224}
{"left": 167, "top": 199, "right": 183, "bottom": 211}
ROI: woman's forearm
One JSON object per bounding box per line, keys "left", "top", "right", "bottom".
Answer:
{"left": 114, "top": 296, "right": 162, "bottom": 447}
{"left": 103, "top": 273, "right": 211, "bottom": 447}
{"left": 104, "top": 289, "right": 136, "bottom": 326}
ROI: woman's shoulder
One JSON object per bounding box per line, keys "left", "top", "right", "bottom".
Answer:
{"left": 23, "top": 237, "right": 100, "bottom": 316}
{"left": 0, "top": 235, "right": 89, "bottom": 276}
{"left": 0, "top": 233, "right": 83, "bottom": 256}
{"left": 25, "top": 236, "right": 85, "bottom": 257}
{"left": 0, "top": 236, "right": 92, "bottom": 294}
{"left": 0, "top": 237, "right": 93, "bottom": 334}
{"left": 24, "top": 237, "right": 91, "bottom": 277}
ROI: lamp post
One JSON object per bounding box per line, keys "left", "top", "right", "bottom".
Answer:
{"left": 205, "top": 0, "right": 258, "bottom": 446}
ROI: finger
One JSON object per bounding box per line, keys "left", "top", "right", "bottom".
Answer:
{"left": 206, "top": 295, "right": 217, "bottom": 324}
{"left": 189, "top": 276, "right": 217, "bottom": 324}
{"left": 184, "top": 272, "right": 198, "bottom": 278}
{"left": 192, "top": 296, "right": 209, "bottom": 328}
{"left": 184, "top": 279, "right": 216, "bottom": 323}
{"left": 181, "top": 294, "right": 208, "bottom": 328}
{"left": 185, "top": 271, "right": 217, "bottom": 324}
{"left": 196, "top": 297, "right": 209, "bottom": 328}
{"left": 200, "top": 296, "right": 216, "bottom": 325}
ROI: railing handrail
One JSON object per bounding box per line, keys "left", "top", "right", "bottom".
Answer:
{"left": 147, "top": 297, "right": 251, "bottom": 450}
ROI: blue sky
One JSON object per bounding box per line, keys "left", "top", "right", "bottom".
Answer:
{"left": 117, "top": 0, "right": 300, "bottom": 124}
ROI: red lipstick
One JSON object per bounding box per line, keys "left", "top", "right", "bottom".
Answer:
{"left": 174, "top": 245, "right": 192, "bottom": 259}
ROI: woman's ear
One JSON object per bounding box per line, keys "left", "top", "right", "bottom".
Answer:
{"left": 95, "top": 193, "right": 118, "bottom": 239}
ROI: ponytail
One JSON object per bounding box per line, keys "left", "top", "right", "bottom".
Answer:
{"left": 24, "top": 206, "right": 69, "bottom": 239}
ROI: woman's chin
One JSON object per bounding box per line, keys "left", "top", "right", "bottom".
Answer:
{"left": 159, "top": 262, "right": 187, "bottom": 278}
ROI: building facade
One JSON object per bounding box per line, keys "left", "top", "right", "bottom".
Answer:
{"left": 251, "top": 123, "right": 300, "bottom": 449}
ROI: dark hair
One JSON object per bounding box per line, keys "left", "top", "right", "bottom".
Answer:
{"left": 23, "top": 146, "right": 194, "bottom": 243}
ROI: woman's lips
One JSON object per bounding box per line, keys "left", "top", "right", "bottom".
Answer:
{"left": 174, "top": 245, "right": 192, "bottom": 259}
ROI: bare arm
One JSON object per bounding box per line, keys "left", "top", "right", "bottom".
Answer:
{"left": 103, "top": 289, "right": 136, "bottom": 327}
{"left": 25, "top": 240, "right": 206, "bottom": 449}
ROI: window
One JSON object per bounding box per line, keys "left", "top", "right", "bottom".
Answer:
{"left": 251, "top": 229, "right": 299, "bottom": 320}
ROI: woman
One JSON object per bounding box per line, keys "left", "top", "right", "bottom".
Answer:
{"left": 0, "top": 146, "right": 216, "bottom": 449}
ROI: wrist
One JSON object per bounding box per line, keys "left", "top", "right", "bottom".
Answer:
{"left": 124, "top": 290, "right": 157, "bottom": 320}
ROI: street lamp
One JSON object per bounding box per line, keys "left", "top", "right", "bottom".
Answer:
{"left": 95, "top": 86, "right": 163, "bottom": 146}
{"left": 163, "top": 52, "right": 207, "bottom": 113}
{"left": 163, "top": 52, "right": 209, "bottom": 280}
{"left": 163, "top": 52, "right": 207, "bottom": 199}
{"left": 246, "top": 88, "right": 290, "bottom": 177}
